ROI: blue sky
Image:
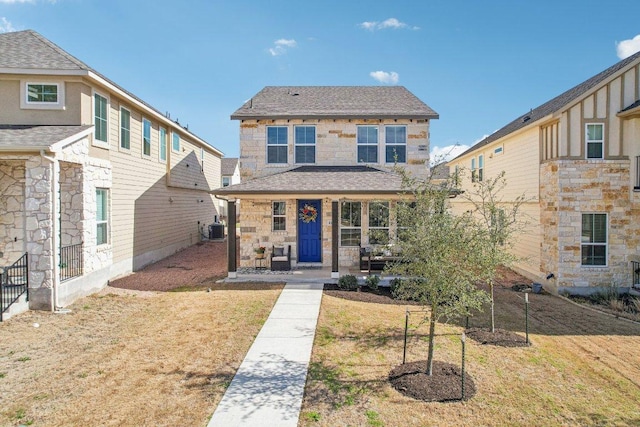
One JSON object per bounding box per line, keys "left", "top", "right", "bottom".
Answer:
{"left": 2, "top": 0, "right": 640, "bottom": 161}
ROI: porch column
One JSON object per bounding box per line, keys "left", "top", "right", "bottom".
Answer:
{"left": 227, "top": 200, "right": 237, "bottom": 278}
{"left": 331, "top": 201, "right": 339, "bottom": 279}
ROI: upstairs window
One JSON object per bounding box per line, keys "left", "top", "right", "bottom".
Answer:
{"left": 586, "top": 123, "right": 604, "bottom": 159}
{"left": 295, "top": 126, "right": 316, "bottom": 164}
{"left": 142, "top": 118, "right": 151, "bottom": 157}
{"left": 340, "top": 201, "right": 361, "bottom": 246}
{"left": 222, "top": 177, "right": 231, "bottom": 187}
{"left": 267, "top": 126, "right": 288, "bottom": 164}
{"left": 272, "top": 201, "right": 286, "bottom": 231}
{"left": 120, "top": 107, "right": 130, "bottom": 150}
{"left": 357, "top": 126, "right": 378, "bottom": 163}
{"left": 94, "top": 93, "right": 108, "bottom": 143}
{"left": 385, "top": 126, "right": 406, "bottom": 163}
{"left": 27, "top": 83, "right": 58, "bottom": 103}
{"left": 478, "top": 154, "right": 484, "bottom": 182}
{"left": 471, "top": 158, "right": 477, "bottom": 182}
{"left": 159, "top": 127, "right": 167, "bottom": 162}
{"left": 172, "top": 132, "right": 180, "bottom": 152}
{"left": 581, "top": 213, "right": 607, "bottom": 266}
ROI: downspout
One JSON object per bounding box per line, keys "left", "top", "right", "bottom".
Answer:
{"left": 40, "top": 150, "right": 60, "bottom": 312}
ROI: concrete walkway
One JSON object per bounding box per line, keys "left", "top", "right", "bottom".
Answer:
{"left": 208, "top": 282, "right": 324, "bottom": 427}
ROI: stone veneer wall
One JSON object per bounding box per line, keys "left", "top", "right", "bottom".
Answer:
{"left": 540, "top": 159, "right": 640, "bottom": 292}
{"left": 0, "top": 160, "right": 25, "bottom": 265}
{"left": 60, "top": 162, "right": 83, "bottom": 247}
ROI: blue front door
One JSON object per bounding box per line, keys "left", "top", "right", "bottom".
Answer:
{"left": 298, "top": 199, "right": 322, "bottom": 262}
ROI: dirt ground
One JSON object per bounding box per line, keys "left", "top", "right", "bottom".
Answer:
{"left": 0, "top": 241, "right": 284, "bottom": 427}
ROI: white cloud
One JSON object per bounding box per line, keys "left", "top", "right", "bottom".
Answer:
{"left": 616, "top": 34, "right": 640, "bottom": 59}
{"left": 359, "top": 18, "right": 419, "bottom": 31}
{"left": 268, "top": 38, "right": 297, "bottom": 56}
{"left": 0, "top": 0, "right": 34, "bottom": 3}
{"left": 0, "top": 17, "right": 16, "bottom": 33}
{"left": 430, "top": 144, "right": 470, "bottom": 164}
{"left": 369, "top": 70, "right": 399, "bottom": 84}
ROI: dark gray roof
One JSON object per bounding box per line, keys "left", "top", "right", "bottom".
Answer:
{"left": 621, "top": 99, "right": 640, "bottom": 113}
{"left": 231, "top": 86, "right": 439, "bottom": 120}
{"left": 221, "top": 158, "right": 239, "bottom": 176}
{"left": 0, "top": 125, "right": 93, "bottom": 150}
{"left": 0, "top": 30, "right": 220, "bottom": 154}
{"left": 213, "top": 165, "right": 404, "bottom": 195}
{"left": 430, "top": 163, "right": 450, "bottom": 181}
{"left": 454, "top": 50, "right": 640, "bottom": 160}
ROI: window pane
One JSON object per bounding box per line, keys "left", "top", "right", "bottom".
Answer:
{"left": 357, "top": 126, "right": 378, "bottom": 144}
{"left": 587, "top": 142, "right": 602, "bottom": 159}
{"left": 295, "top": 145, "right": 315, "bottom": 163}
{"left": 592, "top": 214, "right": 607, "bottom": 243}
{"left": 357, "top": 146, "right": 378, "bottom": 163}
{"left": 295, "top": 126, "right": 315, "bottom": 144}
{"left": 340, "top": 229, "right": 361, "bottom": 246}
{"left": 587, "top": 124, "right": 603, "bottom": 141}
{"left": 369, "top": 202, "right": 389, "bottom": 227}
{"left": 273, "top": 202, "right": 286, "bottom": 216}
{"left": 143, "top": 119, "right": 151, "bottom": 156}
{"left": 267, "top": 146, "right": 288, "bottom": 163}
{"left": 267, "top": 127, "right": 287, "bottom": 145}
{"left": 96, "top": 223, "right": 107, "bottom": 246}
{"left": 120, "top": 109, "right": 130, "bottom": 149}
{"left": 172, "top": 133, "right": 180, "bottom": 151}
{"left": 159, "top": 128, "right": 167, "bottom": 161}
{"left": 386, "top": 126, "right": 406, "bottom": 144}
{"left": 385, "top": 145, "right": 406, "bottom": 163}
{"left": 341, "top": 202, "right": 361, "bottom": 227}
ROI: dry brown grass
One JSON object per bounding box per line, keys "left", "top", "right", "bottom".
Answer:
{"left": 300, "top": 285, "right": 640, "bottom": 427}
{"left": 0, "top": 283, "right": 282, "bottom": 426}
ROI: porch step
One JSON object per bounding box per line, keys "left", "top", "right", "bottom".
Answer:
{"left": 1, "top": 292, "right": 29, "bottom": 321}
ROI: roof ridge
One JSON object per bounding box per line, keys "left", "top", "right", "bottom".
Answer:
{"left": 26, "top": 30, "right": 89, "bottom": 70}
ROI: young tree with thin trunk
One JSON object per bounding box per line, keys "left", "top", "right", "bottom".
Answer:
{"left": 387, "top": 169, "right": 491, "bottom": 376}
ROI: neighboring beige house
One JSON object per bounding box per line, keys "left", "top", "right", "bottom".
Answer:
{"left": 218, "top": 157, "right": 240, "bottom": 223}
{"left": 448, "top": 50, "right": 640, "bottom": 295}
{"left": 214, "top": 86, "right": 438, "bottom": 278}
{"left": 0, "top": 30, "right": 223, "bottom": 316}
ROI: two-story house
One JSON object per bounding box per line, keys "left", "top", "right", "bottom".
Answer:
{"left": 0, "top": 30, "right": 223, "bottom": 317}
{"left": 218, "top": 157, "right": 240, "bottom": 224}
{"left": 448, "top": 50, "right": 640, "bottom": 295}
{"left": 215, "top": 86, "right": 438, "bottom": 278}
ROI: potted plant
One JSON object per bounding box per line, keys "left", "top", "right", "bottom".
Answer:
{"left": 254, "top": 246, "right": 266, "bottom": 259}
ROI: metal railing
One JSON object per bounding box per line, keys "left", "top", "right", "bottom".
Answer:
{"left": 60, "top": 243, "right": 83, "bottom": 282}
{"left": 1, "top": 253, "right": 28, "bottom": 321}
{"left": 633, "top": 261, "right": 640, "bottom": 288}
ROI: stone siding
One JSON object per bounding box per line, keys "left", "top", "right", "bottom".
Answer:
{"left": 540, "top": 159, "right": 640, "bottom": 291}
{"left": 0, "top": 160, "right": 25, "bottom": 265}
{"left": 239, "top": 119, "right": 430, "bottom": 181}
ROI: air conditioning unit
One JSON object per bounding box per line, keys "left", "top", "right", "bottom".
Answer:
{"left": 208, "top": 223, "right": 224, "bottom": 239}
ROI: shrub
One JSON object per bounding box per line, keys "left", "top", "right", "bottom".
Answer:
{"left": 365, "top": 274, "right": 380, "bottom": 290}
{"left": 337, "top": 274, "right": 358, "bottom": 291}
{"left": 390, "top": 278, "right": 403, "bottom": 299}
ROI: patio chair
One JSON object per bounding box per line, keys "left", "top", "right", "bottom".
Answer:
{"left": 271, "top": 245, "right": 291, "bottom": 271}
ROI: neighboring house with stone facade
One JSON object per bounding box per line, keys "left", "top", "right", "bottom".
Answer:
{"left": 448, "top": 51, "right": 640, "bottom": 295}
{"left": 214, "top": 86, "right": 438, "bottom": 278}
{"left": 0, "top": 30, "right": 222, "bottom": 315}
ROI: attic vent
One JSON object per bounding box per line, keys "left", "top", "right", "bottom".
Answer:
{"left": 291, "top": 93, "right": 299, "bottom": 96}
{"left": 522, "top": 115, "right": 531, "bottom": 123}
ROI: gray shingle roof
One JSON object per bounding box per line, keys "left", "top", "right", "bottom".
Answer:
{"left": 231, "top": 86, "right": 439, "bottom": 120}
{"left": 213, "top": 165, "right": 404, "bottom": 195}
{"left": 453, "top": 50, "right": 640, "bottom": 160}
{"left": 221, "top": 158, "right": 238, "bottom": 176}
{"left": 0, "top": 125, "right": 93, "bottom": 150}
{"left": 0, "top": 30, "right": 221, "bottom": 155}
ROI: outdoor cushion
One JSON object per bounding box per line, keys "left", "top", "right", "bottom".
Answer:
{"left": 273, "top": 247, "right": 284, "bottom": 256}
{"left": 272, "top": 256, "right": 288, "bottom": 262}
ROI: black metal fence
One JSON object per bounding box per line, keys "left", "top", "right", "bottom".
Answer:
{"left": 1, "top": 253, "right": 28, "bottom": 321}
{"left": 60, "top": 243, "right": 83, "bottom": 282}
{"left": 633, "top": 261, "right": 640, "bottom": 288}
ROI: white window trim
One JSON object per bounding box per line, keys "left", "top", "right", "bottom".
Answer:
{"left": 340, "top": 201, "right": 362, "bottom": 247}
{"left": 581, "top": 212, "right": 608, "bottom": 267}
{"left": 266, "top": 126, "right": 289, "bottom": 165}
{"left": 92, "top": 90, "right": 110, "bottom": 149}
{"left": 272, "top": 201, "right": 287, "bottom": 231}
{"left": 384, "top": 125, "right": 407, "bottom": 164}
{"left": 158, "top": 127, "right": 167, "bottom": 163}
{"left": 119, "top": 106, "right": 131, "bottom": 152}
{"left": 471, "top": 157, "right": 477, "bottom": 182}
{"left": 142, "top": 117, "right": 152, "bottom": 158}
{"left": 478, "top": 154, "right": 484, "bottom": 182}
{"left": 201, "top": 147, "right": 205, "bottom": 172}
{"left": 96, "top": 188, "right": 110, "bottom": 246}
{"left": 294, "top": 125, "right": 316, "bottom": 165}
{"left": 172, "top": 131, "right": 180, "bottom": 153}
{"left": 20, "top": 80, "right": 65, "bottom": 110}
{"left": 493, "top": 145, "right": 504, "bottom": 155}
{"left": 357, "top": 125, "right": 379, "bottom": 164}
{"left": 585, "top": 123, "right": 605, "bottom": 160}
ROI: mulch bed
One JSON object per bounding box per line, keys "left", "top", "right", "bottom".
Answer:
{"left": 323, "top": 284, "right": 419, "bottom": 305}
{"left": 389, "top": 360, "right": 476, "bottom": 402}
{"left": 464, "top": 327, "right": 530, "bottom": 347}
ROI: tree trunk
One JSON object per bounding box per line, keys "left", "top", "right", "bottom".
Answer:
{"left": 490, "top": 281, "right": 495, "bottom": 333}
{"left": 426, "top": 307, "right": 437, "bottom": 376}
